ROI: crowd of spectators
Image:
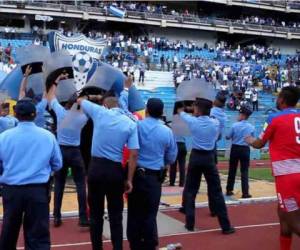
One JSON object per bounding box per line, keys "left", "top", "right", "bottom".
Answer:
{"left": 215, "top": 41, "right": 282, "bottom": 63}
{"left": 36, "top": 1, "right": 300, "bottom": 31}
{"left": 97, "top": 32, "right": 289, "bottom": 69}
{"left": 88, "top": 2, "right": 300, "bottom": 29}
{"left": 173, "top": 51, "right": 299, "bottom": 112}
{"left": 0, "top": 29, "right": 299, "bottom": 107}
{"left": 237, "top": 15, "right": 300, "bottom": 29}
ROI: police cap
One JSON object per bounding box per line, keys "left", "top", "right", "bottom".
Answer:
{"left": 14, "top": 98, "right": 36, "bottom": 116}
{"left": 147, "top": 98, "right": 164, "bottom": 118}
{"left": 215, "top": 92, "right": 226, "bottom": 104}
{"left": 239, "top": 104, "right": 253, "bottom": 117}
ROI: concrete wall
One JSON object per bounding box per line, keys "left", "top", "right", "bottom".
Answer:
{"left": 266, "top": 39, "right": 300, "bottom": 54}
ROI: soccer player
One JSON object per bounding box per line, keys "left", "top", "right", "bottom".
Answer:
{"left": 246, "top": 86, "right": 300, "bottom": 250}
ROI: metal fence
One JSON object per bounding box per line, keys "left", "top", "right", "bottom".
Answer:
{"left": 1, "top": 1, "right": 300, "bottom": 35}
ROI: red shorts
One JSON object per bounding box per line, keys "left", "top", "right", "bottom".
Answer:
{"left": 275, "top": 173, "right": 300, "bottom": 212}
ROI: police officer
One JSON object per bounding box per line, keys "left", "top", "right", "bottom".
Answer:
{"left": 0, "top": 98, "right": 62, "bottom": 250}
{"left": 127, "top": 98, "right": 177, "bottom": 250}
{"left": 210, "top": 92, "right": 227, "bottom": 164}
{"left": 226, "top": 104, "right": 255, "bottom": 198}
{"left": 19, "top": 64, "right": 48, "bottom": 128}
{"left": 209, "top": 92, "right": 227, "bottom": 216}
{"left": 77, "top": 95, "right": 139, "bottom": 250}
{"left": 47, "top": 75, "right": 89, "bottom": 227}
{"left": 178, "top": 98, "right": 235, "bottom": 234}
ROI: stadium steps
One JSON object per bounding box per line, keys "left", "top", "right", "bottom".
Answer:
{"left": 135, "top": 70, "right": 174, "bottom": 90}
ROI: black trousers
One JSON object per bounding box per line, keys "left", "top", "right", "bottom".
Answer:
{"left": 0, "top": 184, "right": 50, "bottom": 250}
{"left": 208, "top": 143, "right": 219, "bottom": 215}
{"left": 226, "top": 145, "right": 250, "bottom": 196}
{"left": 252, "top": 101, "right": 258, "bottom": 111}
{"left": 139, "top": 71, "right": 145, "bottom": 83}
{"left": 88, "top": 157, "right": 125, "bottom": 250}
{"left": 185, "top": 149, "right": 231, "bottom": 231}
{"left": 127, "top": 168, "right": 162, "bottom": 250}
{"left": 54, "top": 146, "right": 87, "bottom": 220}
{"left": 169, "top": 142, "right": 187, "bottom": 186}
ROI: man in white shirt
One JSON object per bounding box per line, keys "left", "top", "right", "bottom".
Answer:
{"left": 252, "top": 88, "right": 258, "bottom": 111}
{"left": 245, "top": 88, "right": 253, "bottom": 103}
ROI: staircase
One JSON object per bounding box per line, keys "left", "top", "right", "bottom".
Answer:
{"left": 134, "top": 70, "right": 174, "bottom": 90}
{"left": 135, "top": 70, "right": 176, "bottom": 120}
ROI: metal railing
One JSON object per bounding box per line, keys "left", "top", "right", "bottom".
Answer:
{"left": 232, "top": 0, "right": 300, "bottom": 9}
{"left": 1, "top": 1, "right": 300, "bottom": 36}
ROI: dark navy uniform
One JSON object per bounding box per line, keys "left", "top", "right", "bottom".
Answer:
{"left": 209, "top": 93, "right": 227, "bottom": 215}
{"left": 226, "top": 105, "right": 254, "bottom": 198}
{"left": 127, "top": 98, "right": 177, "bottom": 250}
{"left": 81, "top": 99, "right": 139, "bottom": 250}
{"left": 0, "top": 99, "right": 62, "bottom": 250}
{"left": 169, "top": 135, "right": 187, "bottom": 187}
{"left": 50, "top": 98, "right": 89, "bottom": 226}
{"left": 179, "top": 99, "right": 234, "bottom": 234}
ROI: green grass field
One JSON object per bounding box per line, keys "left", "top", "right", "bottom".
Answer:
{"left": 217, "top": 153, "right": 270, "bottom": 162}
{"left": 220, "top": 168, "right": 274, "bottom": 182}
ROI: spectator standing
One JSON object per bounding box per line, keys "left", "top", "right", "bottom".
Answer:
{"left": 252, "top": 88, "right": 259, "bottom": 111}
{"left": 139, "top": 63, "right": 146, "bottom": 85}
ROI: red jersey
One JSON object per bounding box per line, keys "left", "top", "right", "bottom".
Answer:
{"left": 260, "top": 108, "right": 300, "bottom": 176}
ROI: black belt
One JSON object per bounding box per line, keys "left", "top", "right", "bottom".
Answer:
{"left": 136, "top": 167, "right": 161, "bottom": 176}
{"left": 91, "top": 156, "right": 122, "bottom": 165}
{"left": 60, "top": 145, "right": 80, "bottom": 148}
{"left": 192, "top": 148, "right": 214, "bottom": 154}
{"left": 232, "top": 144, "right": 250, "bottom": 148}
{"left": 2, "top": 183, "right": 48, "bottom": 188}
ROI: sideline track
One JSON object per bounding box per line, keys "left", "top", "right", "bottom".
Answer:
{"left": 6, "top": 201, "right": 300, "bottom": 250}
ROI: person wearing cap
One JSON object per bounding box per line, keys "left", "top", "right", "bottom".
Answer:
{"left": 225, "top": 104, "right": 255, "bottom": 198}
{"left": 19, "top": 65, "right": 48, "bottom": 128}
{"left": 178, "top": 98, "right": 235, "bottom": 234}
{"left": 0, "top": 98, "right": 62, "bottom": 250}
{"left": 210, "top": 92, "right": 227, "bottom": 163}
{"left": 77, "top": 94, "right": 139, "bottom": 250}
{"left": 127, "top": 98, "right": 177, "bottom": 250}
{"left": 47, "top": 74, "right": 89, "bottom": 228}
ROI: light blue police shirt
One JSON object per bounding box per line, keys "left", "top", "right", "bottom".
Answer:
{"left": 0, "top": 122, "right": 62, "bottom": 185}
{"left": 175, "top": 135, "right": 186, "bottom": 143}
{"left": 119, "top": 89, "right": 129, "bottom": 111}
{"left": 226, "top": 120, "right": 255, "bottom": 146}
{"left": 81, "top": 100, "right": 139, "bottom": 162}
{"left": 34, "top": 98, "right": 47, "bottom": 128}
{"left": 50, "top": 98, "right": 88, "bottom": 146}
{"left": 118, "top": 89, "right": 137, "bottom": 121}
{"left": 210, "top": 106, "right": 227, "bottom": 138}
{"left": 180, "top": 112, "right": 219, "bottom": 151}
{"left": 137, "top": 117, "right": 177, "bottom": 170}
{"left": 0, "top": 115, "right": 18, "bottom": 133}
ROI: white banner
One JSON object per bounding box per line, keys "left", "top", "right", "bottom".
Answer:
{"left": 35, "top": 15, "right": 53, "bottom": 22}
{"left": 49, "top": 32, "right": 106, "bottom": 60}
